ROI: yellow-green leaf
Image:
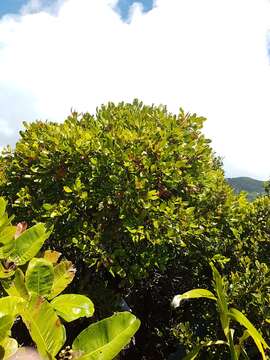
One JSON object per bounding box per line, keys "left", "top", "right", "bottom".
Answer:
{"left": 19, "top": 295, "right": 66, "bottom": 360}
{"left": 48, "top": 261, "right": 76, "bottom": 300}
{"left": 2, "top": 268, "right": 29, "bottom": 299}
{"left": 51, "top": 294, "right": 94, "bottom": 322}
{"left": 0, "top": 315, "right": 13, "bottom": 341}
{"left": 171, "top": 289, "right": 216, "bottom": 308}
{"left": 0, "top": 296, "right": 24, "bottom": 318}
{"left": 72, "top": 312, "right": 140, "bottom": 360}
{"left": 25, "top": 258, "right": 54, "bottom": 296}
{"left": 0, "top": 226, "right": 16, "bottom": 259}
{"left": 9, "top": 223, "right": 50, "bottom": 265}
{"left": 0, "top": 337, "right": 18, "bottom": 359}
{"left": 63, "top": 186, "right": 72, "bottom": 193}
{"left": 229, "top": 308, "right": 269, "bottom": 359}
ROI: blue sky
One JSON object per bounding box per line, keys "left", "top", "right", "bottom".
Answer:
{"left": 0, "top": 0, "right": 25, "bottom": 17}
{"left": 0, "top": 0, "right": 270, "bottom": 179}
{"left": 0, "top": 0, "right": 154, "bottom": 19}
{"left": 116, "top": 0, "right": 153, "bottom": 19}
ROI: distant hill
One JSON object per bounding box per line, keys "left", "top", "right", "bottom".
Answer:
{"left": 227, "top": 177, "right": 266, "bottom": 201}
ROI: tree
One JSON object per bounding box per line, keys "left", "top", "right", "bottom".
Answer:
{"left": 1, "top": 100, "right": 254, "bottom": 358}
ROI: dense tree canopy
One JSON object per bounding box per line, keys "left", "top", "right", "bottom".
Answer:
{"left": 0, "top": 100, "right": 269, "bottom": 359}
{"left": 0, "top": 100, "right": 231, "bottom": 281}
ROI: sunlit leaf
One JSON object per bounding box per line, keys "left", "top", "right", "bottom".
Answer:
{"left": 44, "top": 250, "right": 62, "bottom": 264}
{"left": 72, "top": 312, "right": 140, "bottom": 360}
{"left": 172, "top": 289, "right": 216, "bottom": 308}
{"left": 0, "top": 226, "right": 16, "bottom": 259}
{"left": 19, "top": 295, "right": 66, "bottom": 360}
{"left": 25, "top": 258, "right": 54, "bottom": 296}
{"left": 51, "top": 294, "right": 94, "bottom": 322}
{"left": 229, "top": 308, "right": 269, "bottom": 359}
{"left": 0, "top": 296, "right": 24, "bottom": 318}
{"left": 2, "top": 268, "right": 29, "bottom": 299}
{"left": 48, "top": 261, "right": 76, "bottom": 299}
{"left": 0, "top": 315, "right": 13, "bottom": 341}
{"left": 0, "top": 337, "right": 18, "bottom": 359}
{"left": 9, "top": 223, "right": 50, "bottom": 265}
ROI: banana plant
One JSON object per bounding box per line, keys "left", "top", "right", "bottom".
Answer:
{"left": 172, "top": 263, "right": 269, "bottom": 360}
{"left": 0, "top": 197, "right": 140, "bottom": 359}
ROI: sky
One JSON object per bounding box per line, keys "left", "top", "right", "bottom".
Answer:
{"left": 0, "top": 0, "right": 269, "bottom": 180}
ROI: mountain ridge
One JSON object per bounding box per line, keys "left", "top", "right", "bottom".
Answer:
{"left": 227, "top": 176, "right": 266, "bottom": 200}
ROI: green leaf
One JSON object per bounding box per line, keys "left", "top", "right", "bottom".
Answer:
{"left": 19, "top": 295, "right": 66, "bottom": 360}
{"left": 0, "top": 337, "right": 18, "bottom": 359}
{"left": 2, "top": 268, "right": 29, "bottom": 299}
{"left": 0, "top": 296, "right": 23, "bottom": 318}
{"left": 0, "top": 213, "right": 13, "bottom": 233}
{"left": 51, "top": 294, "right": 94, "bottom": 322}
{"left": 235, "top": 330, "right": 250, "bottom": 359}
{"left": 25, "top": 258, "right": 54, "bottom": 296}
{"left": 72, "top": 312, "right": 140, "bottom": 360}
{"left": 9, "top": 223, "right": 50, "bottom": 265}
{"left": 229, "top": 308, "right": 269, "bottom": 359}
{"left": 0, "top": 226, "right": 16, "bottom": 259}
{"left": 0, "top": 315, "right": 13, "bottom": 341}
{"left": 210, "top": 263, "right": 230, "bottom": 338}
{"left": 48, "top": 261, "right": 76, "bottom": 299}
{"left": 0, "top": 198, "right": 7, "bottom": 218}
{"left": 171, "top": 289, "right": 216, "bottom": 308}
{"left": 63, "top": 186, "right": 73, "bottom": 193}
{"left": 146, "top": 190, "right": 159, "bottom": 200}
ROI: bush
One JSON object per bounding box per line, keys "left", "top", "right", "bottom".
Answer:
{"left": 2, "top": 100, "right": 269, "bottom": 358}
{"left": 0, "top": 100, "right": 231, "bottom": 283}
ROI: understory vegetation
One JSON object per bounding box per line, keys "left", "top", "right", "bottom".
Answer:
{"left": 0, "top": 100, "right": 269, "bottom": 359}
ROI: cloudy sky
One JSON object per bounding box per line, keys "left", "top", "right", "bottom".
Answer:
{"left": 0, "top": 0, "right": 269, "bottom": 180}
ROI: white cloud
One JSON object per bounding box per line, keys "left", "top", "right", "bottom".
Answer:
{"left": 0, "top": 0, "right": 269, "bottom": 179}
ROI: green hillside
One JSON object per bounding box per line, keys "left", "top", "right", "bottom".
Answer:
{"left": 227, "top": 176, "right": 266, "bottom": 200}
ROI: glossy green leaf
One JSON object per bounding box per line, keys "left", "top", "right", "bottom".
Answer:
{"left": 2, "top": 268, "right": 29, "bottom": 299}
{"left": 171, "top": 289, "right": 216, "bottom": 308}
{"left": 0, "top": 198, "right": 7, "bottom": 218}
{"left": 0, "top": 213, "right": 13, "bottom": 233}
{"left": 19, "top": 295, "right": 66, "bottom": 360}
{"left": 25, "top": 258, "right": 54, "bottom": 296}
{"left": 9, "top": 223, "right": 50, "bottom": 265}
{"left": 51, "top": 294, "right": 94, "bottom": 322}
{"left": 0, "top": 296, "right": 23, "bottom": 318}
{"left": 229, "top": 308, "right": 269, "bottom": 359}
{"left": 0, "top": 226, "right": 16, "bottom": 259}
{"left": 0, "top": 315, "right": 13, "bottom": 341}
{"left": 211, "top": 263, "right": 230, "bottom": 339}
{"left": 63, "top": 186, "right": 72, "bottom": 193}
{"left": 48, "top": 260, "right": 76, "bottom": 299}
{"left": 72, "top": 312, "right": 140, "bottom": 360}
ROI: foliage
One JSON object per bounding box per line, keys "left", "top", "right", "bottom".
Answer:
{"left": 172, "top": 263, "right": 269, "bottom": 359}
{"left": 0, "top": 100, "right": 270, "bottom": 359}
{"left": 0, "top": 100, "right": 231, "bottom": 284}
{"left": 0, "top": 197, "right": 140, "bottom": 359}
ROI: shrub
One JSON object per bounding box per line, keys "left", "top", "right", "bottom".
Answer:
{"left": 2, "top": 100, "right": 269, "bottom": 358}
{"left": 0, "top": 100, "right": 231, "bottom": 285}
